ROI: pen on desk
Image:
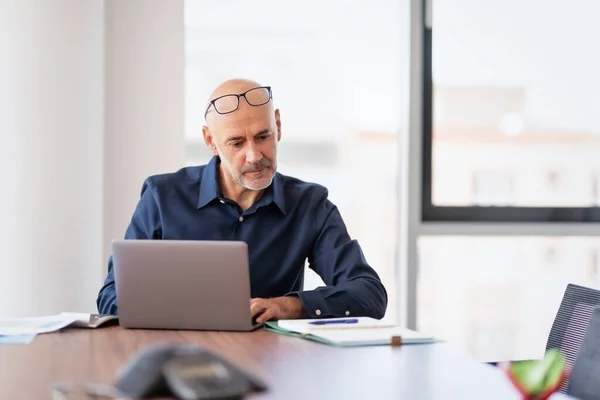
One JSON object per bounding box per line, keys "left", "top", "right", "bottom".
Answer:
{"left": 309, "top": 318, "right": 359, "bottom": 325}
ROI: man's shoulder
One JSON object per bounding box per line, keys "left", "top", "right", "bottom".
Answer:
{"left": 277, "top": 172, "right": 330, "bottom": 203}
{"left": 141, "top": 165, "right": 206, "bottom": 193}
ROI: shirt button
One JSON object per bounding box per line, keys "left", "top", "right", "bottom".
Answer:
{"left": 315, "top": 309, "right": 321, "bottom": 316}
{"left": 345, "top": 311, "right": 350, "bottom": 316}
{"left": 219, "top": 199, "right": 225, "bottom": 204}
{"left": 238, "top": 216, "right": 244, "bottom": 222}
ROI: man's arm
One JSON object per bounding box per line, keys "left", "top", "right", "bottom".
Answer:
{"left": 96, "top": 179, "right": 162, "bottom": 315}
{"left": 288, "top": 196, "right": 388, "bottom": 320}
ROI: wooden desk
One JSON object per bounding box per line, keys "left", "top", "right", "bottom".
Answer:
{"left": 0, "top": 326, "right": 573, "bottom": 399}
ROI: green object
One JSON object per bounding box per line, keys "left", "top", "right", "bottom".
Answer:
{"left": 507, "top": 349, "right": 567, "bottom": 397}
{"left": 263, "top": 321, "right": 348, "bottom": 346}
{"left": 263, "top": 320, "right": 435, "bottom": 347}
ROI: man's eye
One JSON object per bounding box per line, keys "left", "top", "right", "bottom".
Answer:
{"left": 232, "top": 142, "right": 243, "bottom": 147}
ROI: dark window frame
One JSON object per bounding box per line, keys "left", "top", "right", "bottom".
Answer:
{"left": 420, "top": 5, "right": 600, "bottom": 223}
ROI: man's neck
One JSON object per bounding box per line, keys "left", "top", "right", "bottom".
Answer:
{"left": 218, "top": 168, "right": 264, "bottom": 211}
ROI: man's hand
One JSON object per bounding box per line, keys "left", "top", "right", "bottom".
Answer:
{"left": 250, "top": 296, "right": 306, "bottom": 324}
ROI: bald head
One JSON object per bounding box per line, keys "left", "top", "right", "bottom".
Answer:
{"left": 204, "top": 78, "right": 274, "bottom": 124}
{"left": 201, "top": 78, "right": 282, "bottom": 193}
{"left": 207, "top": 78, "right": 263, "bottom": 104}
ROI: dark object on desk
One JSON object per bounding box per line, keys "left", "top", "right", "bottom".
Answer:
{"left": 565, "top": 305, "right": 600, "bottom": 400}
{"left": 115, "top": 342, "right": 267, "bottom": 399}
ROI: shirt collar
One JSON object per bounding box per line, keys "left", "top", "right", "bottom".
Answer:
{"left": 197, "top": 156, "right": 287, "bottom": 215}
{"left": 269, "top": 173, "right": 287, "bottom": 215}
{"left": 196, "top": 156, "right": 221, "bottom": 209}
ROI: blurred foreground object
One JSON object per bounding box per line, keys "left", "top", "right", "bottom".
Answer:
{"left": 503, "top": 349, "right": 568, "bottom": 400}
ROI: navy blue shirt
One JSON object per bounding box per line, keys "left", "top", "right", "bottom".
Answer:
{"left": 96, "top": 156, "right": 388, "bottom": 319}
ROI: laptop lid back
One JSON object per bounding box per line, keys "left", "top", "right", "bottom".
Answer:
{"left": 112, "top": 240, "right": 253, "bottom": 331}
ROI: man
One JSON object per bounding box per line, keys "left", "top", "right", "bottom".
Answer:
{"left": 96, "top": 79, "right": 388, "bottom": 323}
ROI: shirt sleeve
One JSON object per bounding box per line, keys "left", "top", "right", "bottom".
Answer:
{"left": 289, "top": 194, "right": 388, "bottom": 319}
{"left": 96, "top": 178, "right": 162, "bottom": 315}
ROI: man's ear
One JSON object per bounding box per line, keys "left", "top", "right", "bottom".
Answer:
{"left": 202, "top": 125, "right": 219, "bottom": 156}
{"left": 274, "top": 109, "right": 282, "bottom": 142}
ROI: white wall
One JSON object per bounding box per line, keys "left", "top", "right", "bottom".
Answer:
{"left": 103, "top": 0, "right": 185, "bottom": 270}
{"left": 0, "top": 0, "right": 184, "bottom": 318}
{"left": 0, "top": 0, "right": 104, "bottom": 318}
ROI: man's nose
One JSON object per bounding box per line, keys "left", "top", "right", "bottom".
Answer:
{"left": 246, "top": 143, "right": 262, "bottom": 164}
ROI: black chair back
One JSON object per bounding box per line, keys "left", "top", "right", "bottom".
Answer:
{"left": 565, "top": 304, "right": 600, "bottom": 399}
{"left": 545, "top": 283, "right": 600, "bottom": 393}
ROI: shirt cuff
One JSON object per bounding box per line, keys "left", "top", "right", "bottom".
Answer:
{"left": 286, "top": 290, "right": 350, "bottom": 319}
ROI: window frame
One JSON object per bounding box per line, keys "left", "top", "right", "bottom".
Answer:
{"left": 420, "top": 0, "right": 600, "bottom": 223}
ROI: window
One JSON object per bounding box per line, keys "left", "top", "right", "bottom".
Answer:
{"left": 591, "top": 173, "right": 600, "bottom": 207}
{"left": 184, "top": 0, "right": 409, "bottom": 321}
{"left": 418, "top": 236, "right": 600, "bottom": 362}
{"left": 423, "top": 0, "right": 600, "bottom": 222}
{"left": 471, "top": 170, "right": 514, "bottom": 206}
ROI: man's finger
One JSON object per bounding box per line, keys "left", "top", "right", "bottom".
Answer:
{"left": 256, "top": 307, "right": 276, "bottom": 324}
{"left": 250, "top": 299, "right": 267, "bottom": 317}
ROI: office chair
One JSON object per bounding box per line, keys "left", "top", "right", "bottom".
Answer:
{"left": 545, "top": 283, "right": 600, "bottom": 393}
{"left": 490, "top": 283, "right": 600, "bottom": 394}
{"left": 566, "top": 304, "right": 600, "bottom": 399}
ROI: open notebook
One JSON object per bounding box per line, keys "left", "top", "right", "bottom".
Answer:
{"left": 59, "top": 313, "right": 119, "bottom": 329}
{"left": 264, "top": 317, "right": 435, "bottom": 347}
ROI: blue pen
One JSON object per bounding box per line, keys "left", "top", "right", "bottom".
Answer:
{"left": 309, "top": 318, "right": 359, "bottom": 325}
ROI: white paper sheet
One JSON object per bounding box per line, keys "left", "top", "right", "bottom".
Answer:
{"left": 278, "top": 316, "right": 435, "bottom": 345}
{"left": 0, "top": 314, "right": 78, "bottom": 335}
{"left": 0, "top": 334, "right": 37, "bottom": 344}
{"left": 314, "top": 326, "right": 433, "bottom": 345}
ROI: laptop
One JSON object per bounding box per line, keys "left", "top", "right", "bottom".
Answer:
{"left": 112, "top": 239, "right": 261, "bottom": 331}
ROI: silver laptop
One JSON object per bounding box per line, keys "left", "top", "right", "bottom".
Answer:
{"left": 112, "top": 239, "right": 261, "bottom": 331}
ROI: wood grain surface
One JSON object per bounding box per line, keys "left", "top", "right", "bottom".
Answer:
{"left": 0, "top": 326, "right": 573, "bottom": 400}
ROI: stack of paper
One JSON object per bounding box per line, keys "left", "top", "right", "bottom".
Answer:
{"left": 0, "top": 314, "right": 79, "bottom": 336}
{"left": 0, "top": 334, "right": 37, "bottom": 345}
{"left": 0, "top": 314, "right": 80, "bottom": 345}
{"left": 0, "top": 312, "right": 119, "bottom": 345}
{"left": 264, "top": 317, "right": 436, "bottom": 347}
